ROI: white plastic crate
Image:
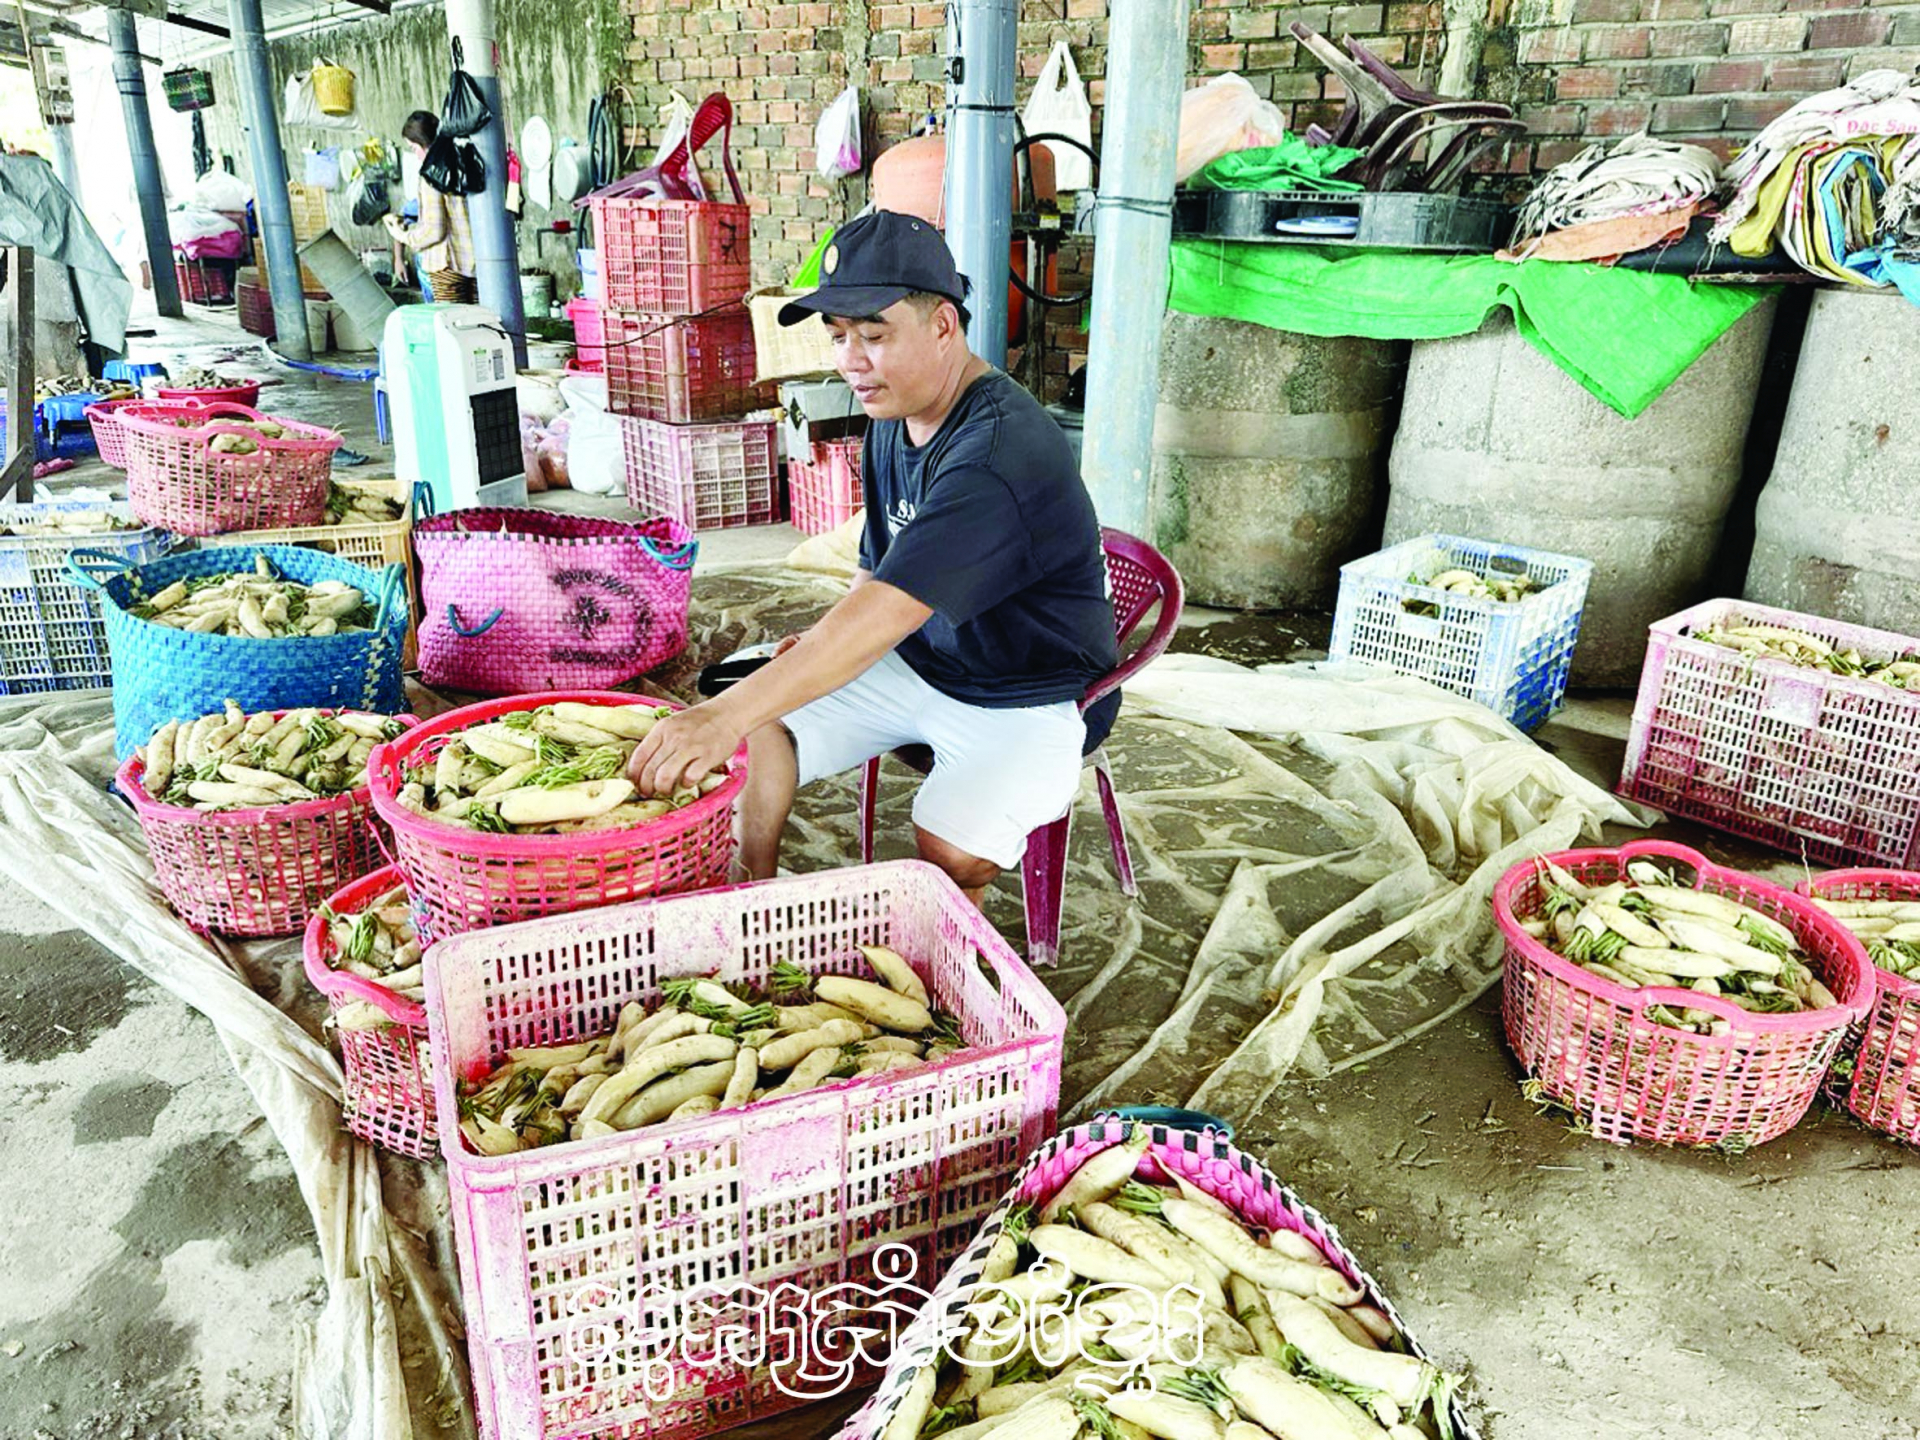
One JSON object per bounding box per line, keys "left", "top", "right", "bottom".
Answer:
{"left": 1330, "top": 532, "right": 1593, "bottom": 731}
{"left": 424, "top": 861, "right": 1066, "bottom": 1440}
{"left": 0, "top": 501, "right": 169, "bottom": 694}
{"left": 1622, "top": 599, "right": 1920, "bottom": 869}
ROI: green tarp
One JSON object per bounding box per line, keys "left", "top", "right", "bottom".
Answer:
{"left": 1168, "top": 240, "right": 1777, "bottom": 417}
{"left": 1189, "top": 139, "right": 1365, "bottom": 193}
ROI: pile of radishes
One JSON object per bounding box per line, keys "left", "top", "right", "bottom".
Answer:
{"left": 457, "top": 946, "right": 966, "bottom": 1155}
{"left": 887, "top": 1132, "right": 1463, "bottom": 1440}
{"left": 317, "top": 880, "right": 424, "bottom": 1029}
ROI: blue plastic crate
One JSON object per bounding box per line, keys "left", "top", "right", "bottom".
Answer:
{"left": 0, "top": 502, "right": 171, "bottom": 695}
{"left": 1329, "top": 533, "right": 1593, "bottom": 732}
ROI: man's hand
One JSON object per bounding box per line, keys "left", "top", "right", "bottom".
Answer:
{"left": 625, "top": 702, "right": 743, "bottom": 797}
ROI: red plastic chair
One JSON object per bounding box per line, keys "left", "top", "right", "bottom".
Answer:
{"left": 857, "top": 528, "right": 1185, "bottom": 967}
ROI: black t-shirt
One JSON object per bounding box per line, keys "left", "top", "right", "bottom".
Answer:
{"left": 858, "top": 370, "right": 1118, "bottom": 709}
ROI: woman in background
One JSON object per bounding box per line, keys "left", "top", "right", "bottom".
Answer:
{"left": 384, "top": 110, "right": 476, "bottom": 303}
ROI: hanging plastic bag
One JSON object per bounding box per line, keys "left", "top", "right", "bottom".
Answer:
{"left": 350, "top": 173, "right": 390, "bottom": 227}
{"left": 420, "top": 134, "right": 466, "bottom": 195}
{"left": 305, "top": 147, "right": 343, "bottom": 190}
{"left": 1021, "top": 42, "right": 1094, "bottom": 191}
{"left": 440, "top": 38, "right": 492, "bottom": 139}
{"left": 1175, "top": 73, "right": 1286, "bottom": 185}
{"left": 650, "top": 90, "right": 695, "bottom": 169}
{"left": 282, "top": 71, "right": 356, "bottom": 132}
{"left": 458, "top": 140, "right": 487, "bottom": 196}
{"left": 815, "top": 86, "right": 863, "bottom": 180}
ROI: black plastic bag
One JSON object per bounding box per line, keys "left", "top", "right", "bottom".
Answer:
{"left": 440, "top": 38, "right": 492, "bottom": 139}
{"left": 420, "top": 133, "right": 466, "bottom": 194}
{"left": 350, "top": 173, "right": 390, "bottom": 226}
{"left": 458, "top": 139, "right": 487, "bottom": 195}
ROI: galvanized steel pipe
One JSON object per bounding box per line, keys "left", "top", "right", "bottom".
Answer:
{"left": 446, "top": 0, "right": 527, "bottom": 366}
{"left": 227, "top": 0, "right": 311, "bottom": 358}
{"left": 107, "top": 8, "right": 181, "bottom": 320}
{"left": 943, "top": 0, "right": 1017, "bottom": 366}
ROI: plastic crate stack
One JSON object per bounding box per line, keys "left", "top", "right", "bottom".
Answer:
{"left": 597, "top": 196, "right": 779, "bottom": 531}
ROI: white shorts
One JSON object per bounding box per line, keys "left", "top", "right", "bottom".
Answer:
{"left": 784, "top": 650, "right": 1086, "bottom": 870}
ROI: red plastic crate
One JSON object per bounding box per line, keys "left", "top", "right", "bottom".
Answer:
{"left": 788, "top": 438, "right": 863, "bottom": 536}
{"left": 237, "top": 276, "right": 275, "bottom": 338}
{"left": 1620, "top": 598, "right": 1920, "bottom": 869}
{"left": 423, "top": 861, "right": 1066, "bottom": 1440}
{"left": 591, "top": 197, "right": 751, "bottom": 315}
{"left": 175, "top": 258, "right": 233, "bottom": 305}
{"left": 602, "top": 306, "right": 763, "bottom": 423}
{"left": 622, "top": 415, "right": 779, "bottom": 531}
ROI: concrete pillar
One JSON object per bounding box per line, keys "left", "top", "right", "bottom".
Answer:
{"left": 1744, "top": 288, "right": 1920, "bottom": 631}
{"left": 48, "top": 122, "right": 80, "bottom": 208}
{"left": 446, "top": 0, "right": 526, "bottom": 366}
{"left": 1080, "top": 0, "right": 1190, "bottom": 539}
{"left": 943, "top": 0, "right": 1017, "bottom": 366}
{"left": 1149, "top": 314, "right": 1401, "bottom": 608}
{"left": 228, "top": 0, "right": 312, "bottom": 359}
{"left": 107, "top": 9, "right": 181, "bottom": 320}
{"left": 1384, "top": 300, "right": 1777, "bottom": 686}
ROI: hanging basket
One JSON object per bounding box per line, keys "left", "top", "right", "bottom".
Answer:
{"left": 163, "top": 67, "right": 216, "bottom": 113}
{"left": 311, "top": 61, "right": 355, "bottom": 117}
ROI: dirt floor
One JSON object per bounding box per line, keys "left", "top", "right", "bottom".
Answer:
{"left": 3, "top": 305, "right": 1918, "bottom": 1440}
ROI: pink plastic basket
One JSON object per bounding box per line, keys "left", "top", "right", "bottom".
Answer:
{"left": 366, "top": 691, "right": 746, "bottom": 941}
{"left": 566, "top": 296, "right": 605, "bottom": 371}
{"left": 592, "top": 197, "right": 752, "bottom": 315}
{"left": 788, "top": 439, "right": 863, "bottom": 537}
{"left": 1494, "top": 838, "right": 1874, "bottom": 1148}
{"left": 84, "top": 397, "right": 177, "bottom": 469}
{"left": 116, "top": 710, "right": 418, "bottom": 937}
{"left": 156, "top": 381, "right": 263, "bottom": 408}
{"left": 621, "top": 416, "right": 779, "bottom": 531}
{"left": 1620, "top": 598, "right": 1920, "bottom": 869}
{"left": 304, "top": 864, "right": 437, "bottom": 1160}
{"left": 602, "top": 306, "right": 763, "bottom": 423}
{"left": 412, "top": 510, "right": 696, "bottom": 695}
{"left": 422, "top": 860, "right": 1066, "bottom": 1440}
{"left": 841, "top": 1119, "right": 1483, "bottom": 1440}
{"left": 1798, "top": 868, "right": 1920, "bottom": 1147}
{"left": 118, "top": 400, "right": 340, "bottom": 536}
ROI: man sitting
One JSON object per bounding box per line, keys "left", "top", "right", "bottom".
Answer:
{"left": 627, "top": 210, "right": 1116, "bottom": 901}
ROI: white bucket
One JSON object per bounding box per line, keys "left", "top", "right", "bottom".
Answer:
{"left": 521, "top": 269, "right": 555, "bottom": 320}
{"left": 577, "top": 247, "right": 601, "bottom": 301}
{"left": 303, "top": 299, "right": 332, "bottom": 354}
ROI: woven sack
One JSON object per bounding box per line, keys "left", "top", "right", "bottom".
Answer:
{"left": 413, "top": 510, "right": 695, "bottom": 695}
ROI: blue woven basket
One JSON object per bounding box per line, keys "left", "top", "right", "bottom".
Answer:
{"left": 67, "top": 544, "right": 409, "bottom": 759}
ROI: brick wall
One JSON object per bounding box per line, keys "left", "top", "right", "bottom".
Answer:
{"left": 1493, "top": 0, "right": 1920, "bottom": 170}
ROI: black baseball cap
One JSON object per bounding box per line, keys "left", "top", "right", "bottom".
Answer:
{"left": 778, "top": 210, "right": 973, "bottom": 327}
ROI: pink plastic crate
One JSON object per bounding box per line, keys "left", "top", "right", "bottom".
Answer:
{"left": 1799, "top": 868, "right": 1920, "bottom": 1147}
{"left": 622, "top": 416, "right": 779, "bottom": 532}
{"left": 788, "top": 439, "right": 863, "bottom": 536}
{"left": 602, "top": 307, "right": 763, "bottom": 423}
{"left": 841, "top": 1119, "right": 1484, "bottom": 1440}
{"left": 1495, "top": 839, "right": 1873, "bottom": 1148}
{"left": 365, "top": 691, "right": 746, "bottom": 941}
{"left": 566, "top": 296, "right": 605, "bottom": 372}
{"left": 592, "top": 197, "right": 752, "bottom": 316}
{"left": 423, "top": 860, "right": 1066, "bottom": 1440}
{"left": 303, "top": 865, "right": 437, "bottom": 1160}
{"left": 1621, "top": 598, "right": 1920, "bottom": 869}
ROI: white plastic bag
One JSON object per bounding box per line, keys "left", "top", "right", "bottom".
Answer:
{"left": 305, "top": 147, "right": 342, "bottom": 190}
{"left": 1022, "top": 42, "right": 1093, "bottom": 191}
{"left": 191, "top": 170, "right": 252, "bottom": 212}
{"left": 815, "top": 86, "right": 863, "bottom": 180}
{"left": 283, "top": 71, "right": 356, "bottom": 132}
{"left": 563, "top": 403, "right": 626, "bottom": 496}
{"left": 649, "top": 89, "right": 694, "bottom": 169}
{"left": 1175, "top": 73, "right": 1286, "bottom": 184}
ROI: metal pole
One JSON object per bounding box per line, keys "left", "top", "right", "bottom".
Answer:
{"left": 107, "top": 8, "right": 181, "bottom": 320}
{"left": 942, "top": 0, "right": 1016, "bottom": 366}
{"left": 227, "top": 0, "right": 311, "bottom": 358}
{"left": 446, "top": 0, "right": 525, "bottom": 366}
{"left": 48, "top": 122, "right": 80, "bottom": 206}
{"left": 1079, "top": 0, "right": 1189, "bottom": 538}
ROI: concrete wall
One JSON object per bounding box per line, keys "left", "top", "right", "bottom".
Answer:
{"left": 201, "top": 0, "right": 623, "bottom": 300}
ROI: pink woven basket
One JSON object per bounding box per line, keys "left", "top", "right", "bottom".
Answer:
{"left": 304, "top": 864, "right": 437, "bottom": 1160}
{"left": 156, "top": 381, "right": 263, "bottom": 409}
{"left": 119, "top": 400, "right": 339, "bottom": 536}
{"left": 1798, "top": 868, "right": 1920, "bottom": 1147}
{"left": 1495, "top": 838, "right": 1873, "bottom": 1148}
{"left": 365, "top": 690, "right": 745, "bottom": 940}
{"left": 422, "top": 860, "right": 1065, "bottom": 1440}
{"left": 840, "top": 1119, "right": 1482, "bottom": 1440}
{"left": 117, "top": 710, "right": 418, "bottom": 937}
{"left": 413, "top": 509, "right": 696, "bottom": 695}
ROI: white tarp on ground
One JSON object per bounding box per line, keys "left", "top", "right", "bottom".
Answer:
{"left": 0, "top": 572, "right": 1651, "bottom": 1436}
